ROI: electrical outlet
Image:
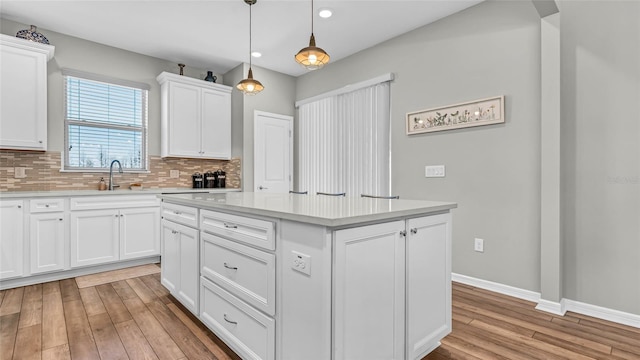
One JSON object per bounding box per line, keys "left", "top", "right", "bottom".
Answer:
{"left": 425, "top": 165, "right": 445, "bottom": 178}
{"left": 474, "top": 238, "right": 484, "bottom": 253}
{"left": 170, "top": 170, "right": 180, "bottom": 178}
{"left": 291, "top": 250, "right": 311, "bottom": 276}
{"left": 14, "top": 167, "right": 26, "bottom": 179}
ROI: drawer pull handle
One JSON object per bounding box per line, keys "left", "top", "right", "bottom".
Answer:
{"left": 224, "top": 262, "right": 238, "bottom": 270}
{"left": 174, "top": 211, "right": 181, "bottom": 215}
{"left": 223, "top": 314, "right": 237, "bottom": 325}
{"left": 45, "top": 204, "right": 50, "bottom": 207}
{"left": 223, "top": 223, "right": 238, "bottom": 229}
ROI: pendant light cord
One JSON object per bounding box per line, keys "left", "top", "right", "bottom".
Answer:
{"left": 249, "top": 2, "right": 253, "bottom": 69}
{"left": 311, "top": 0, "right": 314, "bottom": 34}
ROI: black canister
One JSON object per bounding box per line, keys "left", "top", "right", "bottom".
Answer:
{"left": 192, "top": 172, "right": 204, "bottom": 188}
{"left": 204, "top": 171, "right": 216, "bottom": 188}
{"left": 215, "top": 170, "right": 226, "bottom": 188}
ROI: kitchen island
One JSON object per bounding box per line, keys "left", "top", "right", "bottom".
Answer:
{"left": 159, "top": 192, "right": 457, "bottom": 360}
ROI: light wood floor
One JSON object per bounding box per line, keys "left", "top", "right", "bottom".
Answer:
{"left": 1, "top": 273, "right": 639, "bottom": 359}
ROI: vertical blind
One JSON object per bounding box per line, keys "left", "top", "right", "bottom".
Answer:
{"left": 297, "top": 81, "right": 391, "bottom": 197}
{"left": 63, "top": 70, "right": 149, "bottom": 171}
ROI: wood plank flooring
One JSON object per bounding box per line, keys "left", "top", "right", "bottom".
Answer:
{"left": 1, "top": 272, "right": 638, "bottom": 359}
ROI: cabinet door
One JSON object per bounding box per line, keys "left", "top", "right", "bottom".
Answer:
{"left": 120, "top": 207, "right": 160, "bottom": 260}
{"left": 178, "top": 225, "right": 200, "bottom": 314}
{"left": 406, "top": 213, "right": 452, "bottom": 360}
{"left": 0, "top": 43, "right": 48, "bottom": 150}
{"left": 334, "top": 220, "right": 405, "bottom": 360}
{"left": 30, "top": 213, "right": 66, "bottom": 274}
{"left": 201, "top": 88, "right": 231, "bottom": 159}
{"left": 70, "top": 209, "right": 119, "bottom": 267}
{"left": 161, "top": 220, "right": 180, "bottom": 294}
{"left": 0, "top": 201, "right": 24, "bottom": 279}
{"left": 167, "top": 82, "right": 201, "bottom": 157}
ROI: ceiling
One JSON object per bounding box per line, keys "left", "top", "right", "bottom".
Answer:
{"left": 1, "top": 0, "right": 483, "bottom": 77}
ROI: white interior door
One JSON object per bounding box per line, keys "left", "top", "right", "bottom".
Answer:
{"left": 254, "top": 111, "right": 293, "bottom": 193}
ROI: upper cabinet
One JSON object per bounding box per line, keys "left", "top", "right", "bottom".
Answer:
{"left": 157, "top": 72, "right": 232, "bottom": 160}
{"left": 0, "top": 34, "right": 55, "bottom": 151}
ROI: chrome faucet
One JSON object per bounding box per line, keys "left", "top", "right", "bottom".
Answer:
{"left": 108, "top": 159, "right": 123, "bottom": 190}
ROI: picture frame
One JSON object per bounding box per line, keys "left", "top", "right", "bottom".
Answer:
{"left": 406, "top": 95, "right": 505, "bottom": 135}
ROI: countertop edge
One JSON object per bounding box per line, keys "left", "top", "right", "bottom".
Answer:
{"left": 0, "top": 188, "right": 241, "bottom": 199}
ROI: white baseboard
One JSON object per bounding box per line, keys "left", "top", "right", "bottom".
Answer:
{"left": 535, "top": 299, "right": 566, "bottom": 316}
{"left": 452, "top": 272, "right": 640, "bottom": 329}
{"left": 451, "top": 273, "right": 541, "bottom": 303}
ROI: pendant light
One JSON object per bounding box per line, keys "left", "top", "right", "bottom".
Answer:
{"left": 295, "top": 0, "right": 330, "bottom": 70}
{"left": 237, "top": 0, "right": 264, "bottom": 95}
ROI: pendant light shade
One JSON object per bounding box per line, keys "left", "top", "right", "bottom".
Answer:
{"left": 236, "top": 67, "right": 264, "bottom": 95}
{"left": 295, "top": 0, "right": 330, "bottom": 70}
{"left": 237, "top": 0, "right": 264, "bottom": 95}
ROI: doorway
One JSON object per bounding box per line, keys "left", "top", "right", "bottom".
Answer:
{"left": 253, "top": 111, "right": 293, "bottom": 193}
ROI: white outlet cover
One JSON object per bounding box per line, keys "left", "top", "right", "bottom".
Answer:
{"left": 425, "top": 165, "right": 445, "bottom": 178}
{"left": 291, "top": 250, "right": 311, "bottom": 276}
{"left": 474, "top": 238, "right": 484, "bottom": 252}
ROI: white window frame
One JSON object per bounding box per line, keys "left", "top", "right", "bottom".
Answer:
{"left": 62, "top": 68, "right": 150, "bottom": 173}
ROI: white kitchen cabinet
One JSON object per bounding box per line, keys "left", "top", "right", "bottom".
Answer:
{"left": 0, "top": 35, "right": 54, "bottom": 151}
{"left": 333, "top": 214, "right": 452, "bottom": 360}
{"left": 406, "top": 213, "right": 452, "bottom": 359}
{"left": 120, "top": 207, "right": 160, "bottom": 260}
{"left": 29, "top": 199, "right": 67, "bottom": 275}
{"left": 161, "top": 218, "right": 200, "bottom": 315}
{"left": 157, "top": 71, "right": 231, "bottom": 160}
{"left": 70, "top": 195, "right": 161, "bottom": 268}
{"left": 0, "top": 200, "right": 24, "bottom": 279}
{"left": 334, "top": 220, "right": 406, "bottom": 360}
{"left": 70, "top": 209, "right": 120, "bottom": 267}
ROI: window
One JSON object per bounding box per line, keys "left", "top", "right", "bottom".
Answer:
{"left": 63, "top": 69, "right": 149, "bottom": 171}
{"left": 296, "top": 75, "right": 392, "bottom": 196}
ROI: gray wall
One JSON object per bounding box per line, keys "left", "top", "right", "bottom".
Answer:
{"left": 1, "top": 19, "right": 218, "bottom": 156}
{"left": 296, "top": 0, "right": 640, "bottom": 315}
{"left": 227, "top": 63, "right": 296, "bottom": 191}
{"left": 560, "top": 1, "right": 640, "bottom": 314}
{"left": 297, "top": 1, "right": 543, "bottom": 293}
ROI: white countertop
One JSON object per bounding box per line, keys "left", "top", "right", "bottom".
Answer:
{"left": 160, "top": 192, "right": 457, "bottom": 227}
{"left": 0, "top": 188, "right": 241, "bottom": 199}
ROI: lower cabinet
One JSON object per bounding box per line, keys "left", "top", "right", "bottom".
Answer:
{"left": 0, "top": 200, "right": 24, "bottom": 280}
{"left": 161, "top": 218, "right": 199, "bottom": 315}
{"left": 70, "top": 209, "right": 120, "bottom": 267}
{"left": 333, "top": 220, "right": 406, "bottom": 360}
{"left": 70, "top": 198, "right": 160, "bottom": 268}
{"left": 29, "top": 212, "right": 66, "bottom": 274}
{"left": 333, "top": 213, "right": 452, "bottom": 360}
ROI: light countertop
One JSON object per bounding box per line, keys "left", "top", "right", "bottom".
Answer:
{"left": 160, "top": 192, "right": 457, "bottom": 227}
{"left": 0, "top": 188, "right": 241, "bottom": 199}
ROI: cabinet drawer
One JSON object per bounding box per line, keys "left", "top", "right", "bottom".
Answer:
{"left": 200, "top": 209, "right": 275, "bottom": 250}
{"left": 30, "top": 198, "right": 65, "bottom": 213}
{"left": 200, "top": 277, "right": 275, "bottom": 360}
{"left": 162, "top": 202, "right": 198, "bottom": 228}
{"left": 201, "top": 232, "right": 275, "bottom": 315}
{"left": 70, "top": 195, "right": 159, "bottom": 210}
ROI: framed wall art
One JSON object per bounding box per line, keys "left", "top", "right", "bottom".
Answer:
{"left": 406, "top": 95, "right": 504, "bottom": 135}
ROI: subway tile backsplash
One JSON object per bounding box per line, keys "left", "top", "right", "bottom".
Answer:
{"left": 0, "top": 151, "right": 241, "bottom": 192}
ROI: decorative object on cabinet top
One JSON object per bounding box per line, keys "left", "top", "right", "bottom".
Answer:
{"left": 204, "top": 71, "right": 217, "bottom": 83}
{"left": 156, "top": 71, "right": 232, "bottom": 91}
{"left": 16, "top": 25, "right": 50, "bottom": 44}
{"left": 178, "top": 63, "right": 185, "bottom": 75}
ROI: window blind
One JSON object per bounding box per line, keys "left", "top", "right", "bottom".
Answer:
{"left": 297, "top": 79, "right": 391, "bottom": 197}
{"left": 63, "top": 72, "right": 148, "bottom": 171}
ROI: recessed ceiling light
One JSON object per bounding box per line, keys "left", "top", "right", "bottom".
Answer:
{"left": 251, "top": 51, "right": 262, "bottom": 58}
{"left": 318, "top": 8, "right": 332, "bottom": 18}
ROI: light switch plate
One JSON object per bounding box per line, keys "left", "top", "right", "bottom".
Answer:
{"left": 14, "top": 167, "right": 26, "bottom": 179}
{"left": 425, "top": 165, "right": 445, "bottom": 178}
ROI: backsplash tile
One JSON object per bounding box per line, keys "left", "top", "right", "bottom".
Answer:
{"left": 0, "top": 151, "right": 241, "bottom": 192}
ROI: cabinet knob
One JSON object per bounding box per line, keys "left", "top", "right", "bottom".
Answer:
{"left": 174, "top": 211, "right": 181, "bottom": 215}
{"left": 399, "top": 230, "right": 407, "bottom": 237}
{"left": 45, "top": 204, "right": 50, "bottom": 207}
{"left": 59, "top": 218, "right": 63, "bottom": 221}
{"left": 223, "top": 262, "right": 238, "bottom": 271}
{"left": 410, "top": 228, "right": 418, "bottom": 235}
{"left": 17, "top": 205, "right": 22, "bottom": 209}
{"left": 115, "top": 214, "right": 119, "bottom": 217}
{"left": 223, "top": 314, "right": 237, "bottom": 325}
{"left": 38, "top": 140, "right": 43, "bottom": 144}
